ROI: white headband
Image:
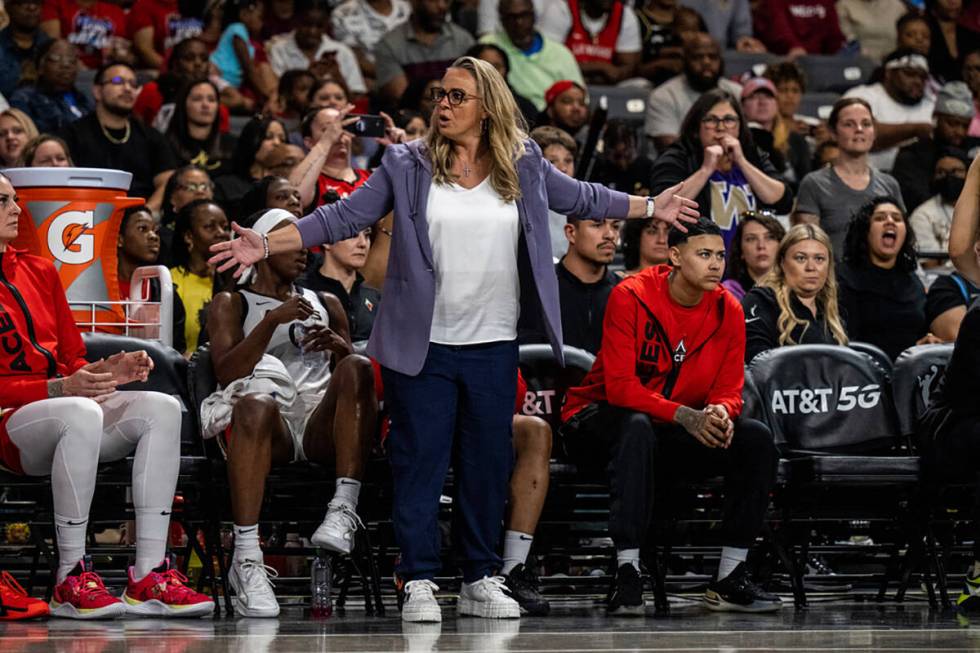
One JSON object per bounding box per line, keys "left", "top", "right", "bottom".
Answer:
{"left": 237, "top": 208, "right": 298, "bottom": 285}
{"left": 884, "top": 53, "right": 929, "bottom": 73}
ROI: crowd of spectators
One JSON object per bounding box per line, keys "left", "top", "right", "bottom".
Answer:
{"left": 0, "top": 0, "right": 979, "bottom": 618}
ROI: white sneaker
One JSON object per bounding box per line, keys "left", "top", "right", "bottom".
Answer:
{"left": 311, "top": 501, "right": 362, "bottom": 555}
{"left": 229, "top": 558, "right": 280, "bottom": 618}
{"left": 458, "top": 576, "right": 520, "bottom": 619}
{"left": 401, "top": 580, "right": 442, "bottom": 623}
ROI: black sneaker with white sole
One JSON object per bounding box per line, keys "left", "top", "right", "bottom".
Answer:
{"left": 503, "top": 563, "right": 550, "bottom": 616}
{"left": 606, "top": 563, "right": 644, "bottom": 616}
{"left": 704, "top": 562, "right": 782, "bottom": 613}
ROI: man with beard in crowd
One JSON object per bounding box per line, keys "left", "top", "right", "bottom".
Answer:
{"left": 373, "top": 0, "right": 474, "bottom": 106}
{"left": 892, "top": 81, "right": 979, "bottom": 212}
{"left": 842, "top": 48, "right": 936, "bottom": 172}
{"left": 60, "top": 62, "right": 176, "bottom": 213}
{"left": 644, "top": 33, "right": 742, "bottom": 153}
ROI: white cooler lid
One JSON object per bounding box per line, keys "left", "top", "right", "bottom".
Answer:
{"left": 2, "top": 167, "right": 133, "bottom": 191}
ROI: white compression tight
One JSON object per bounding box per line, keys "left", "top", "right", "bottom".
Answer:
{"left": 6, "top": 391, "right": 182, "bottom": 582}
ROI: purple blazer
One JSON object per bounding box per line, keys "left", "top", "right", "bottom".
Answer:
{"left": 296, "top": 139, "right": 630, "bottom": 376}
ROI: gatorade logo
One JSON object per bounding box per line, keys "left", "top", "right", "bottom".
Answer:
{"left": 47, "top": 210, "right": 95, "bottom": 265}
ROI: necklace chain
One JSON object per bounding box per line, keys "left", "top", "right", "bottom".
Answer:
{"left": 100, "top": 119, "right": 131, "bottom": 145}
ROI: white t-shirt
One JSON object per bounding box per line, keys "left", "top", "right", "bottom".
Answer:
{"left": 427, "top": 177, "right": 520, "bottom": 345}
{"left": 266, "top": 32, "right": 368, "bottom": 93}
{"left": 331, "top": 0, "right": 411, "bottom": 61}
{"left": 842, "top": 82, "right": 935, "bottom": 172}
{"left": 536, "top": 1, "right": 642, "bottom": 53}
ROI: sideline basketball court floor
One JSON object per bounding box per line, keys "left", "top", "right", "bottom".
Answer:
{"left": 3, "top": 600, "right": 980, "bottom": 651}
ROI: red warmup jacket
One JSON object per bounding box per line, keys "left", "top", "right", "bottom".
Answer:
{"left": 563, "top": 265, "right": 745, "bottom": 424}
{"left": 0, "top": 249, "right": 88, "bottom": 472}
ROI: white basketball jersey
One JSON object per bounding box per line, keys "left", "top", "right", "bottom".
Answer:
{"left": 239, "top": 286, "right": 331, "bottom": 415}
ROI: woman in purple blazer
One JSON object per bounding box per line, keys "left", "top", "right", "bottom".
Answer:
{"left": 212, "top": 56, "right": 698, "bottom": 623}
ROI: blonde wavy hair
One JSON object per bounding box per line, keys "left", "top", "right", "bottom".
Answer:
{"left": 761, "top": 223, "right": 848, "bottom": 348}
{"left": 424, "top": 56, "right": 528, "bottom": 202}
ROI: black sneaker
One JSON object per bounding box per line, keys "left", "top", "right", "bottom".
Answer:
{"left": 503, "top": 563, "right": 550, "bottom": 616}
{"left": 705, "top": 562, "right": 782, "bottom": 613}
{"left": 606, "top": 563, "right": 644, "bottom": 616}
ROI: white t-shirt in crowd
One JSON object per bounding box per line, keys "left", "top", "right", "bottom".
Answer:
{"left": 331, "top": 0, "right": 411, "bottom": 62}
{"left": 536, "top": 1, "right": 642, "bottom": 53}
{"left": 842, "top": 82, "right": 935, "bottom": 172}
{"left": 266, "top": 32, "right": 367, "bottom": 94}
{"left": 427, "top": 177, "right": 520, "bottom": 345}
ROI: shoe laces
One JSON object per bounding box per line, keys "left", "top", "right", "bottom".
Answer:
{"left": 156, "top": 567, "right": 201, "bottom": 602}
{"left": 0, "top": 571, "right": 27, "bottom": 597}
{"left": 238, "top": 560, "right": 279, "bottom": 591}
{"left": 471, "top": 575, "right": 510, "bottom": 599}
{"left": 324, "top": 502, "right": 364, "bottom": 534}
{"left": 404, "top": 579, "right": 439, "bottom": 601}
{"left": 75, "top": 571, "right": 113, "bottom": 601}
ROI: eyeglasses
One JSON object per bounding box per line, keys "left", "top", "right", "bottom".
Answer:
{"left": 100, "top": 75, "right": 141, "bottom": 90}
{"left": 701, "top": 114, "right": 739, "bottom": 129}
{"left": 44, "top": 54, "right": 77, "bottom": 66}
{"left": 177, "top": 182, "right": 214, "bottom": 193}
{"left": 429, "top": 87, "right": 481, "bottom": 107}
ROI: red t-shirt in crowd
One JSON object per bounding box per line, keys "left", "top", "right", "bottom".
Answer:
{"left": 563, "top": 265, "right": 745, "bottom": 424}
{"left": 42, "top": 0, "right": 127, "bottom": 68}
{"left": 127, "top": 0, "right": 203, "bottom": 58}
{"left": 754, "top": 0, "right": 845, "bottom": 55}
{"left": 315, "top": 169, "right": 370, "bottom": 206}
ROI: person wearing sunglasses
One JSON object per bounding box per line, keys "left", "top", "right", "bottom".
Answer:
{"left": 60, "top": 61, "right": 177, "bottom": 213}
{"left": 9, "top": 39, "right": 92, "bottom": 134}
{"left": 650, "top": 87, "right": 793, "bottom": 251}
{"left": 211, "top": 55, "right": 698, "bottom": 624}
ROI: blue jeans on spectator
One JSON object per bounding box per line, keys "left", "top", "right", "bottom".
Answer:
{"left": 382, "top": 340, "right": 518, "bottom": 583}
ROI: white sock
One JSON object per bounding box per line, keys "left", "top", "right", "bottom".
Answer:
{"left": 717, "top": 547, "right": 748, "bottom": 581}
{"left": 54, "top": 513, "right": 88, "bottom": 584}
{"left": 617, "top": 548, "right": 640, "bottom": 572}
{"left": 233, "top": 523, "right": 262, "bottom": 562}
{"left": 134, "top": 508, "right": 171, "bottom": 580}
{"left": 501, "top": 530, "right": 533, "bottom": 575}
{"left": 332, "top": 477, "right": 361, "bottom": 509}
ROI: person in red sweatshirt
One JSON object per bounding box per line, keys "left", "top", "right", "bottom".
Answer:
{"left": 562, "top": 217, "right": 779, "bottom": 615}
{"left": 0, "top": 172, "right": 213, "bottom": 620}
{"left": 753, "top": 0, "right": 845, "bottom": 57}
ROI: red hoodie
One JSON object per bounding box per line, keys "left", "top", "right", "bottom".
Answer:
{"left": 0, "top": 249, "right": 88, "bottom": 472}
{"left": 563, "top": 265, "right": 745, "bottom": 424}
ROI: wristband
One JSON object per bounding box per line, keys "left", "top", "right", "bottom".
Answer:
{"left": 645, "top": 196, "right": 655, "bottom": 218}
{"left": 261, "top": 233, "right": 271, "bottom": 260}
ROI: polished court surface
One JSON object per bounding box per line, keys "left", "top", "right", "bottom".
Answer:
{"left": 3, "top": 600, "right": 980, "bottom": 652}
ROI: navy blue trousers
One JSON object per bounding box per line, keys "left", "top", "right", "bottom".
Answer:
{"left": 382, "top": 340, "right": 518, "bottom": 582}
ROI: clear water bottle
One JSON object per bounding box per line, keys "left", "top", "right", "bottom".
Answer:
{"left": 310, "top": 554, "right": 333, "bottom": 618}
{"left": 296, "top": 323, "right": 325, "bottom": 369}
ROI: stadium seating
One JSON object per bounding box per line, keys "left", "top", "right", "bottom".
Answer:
{"left": 722, "top": 51, "right": 780, "bottom": 79}
{"left": 797, "top": 92, "right": 841, "bottom": 120}
{"left": 796, "top": 54, "right": 877, "bottom": 93}
{"left": 585, "top": 85, "right": 648, "bottom": 123}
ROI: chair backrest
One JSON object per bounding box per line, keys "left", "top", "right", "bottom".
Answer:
{"left": 892, "top": 343, "right": 955, "bottom": 438}
{"left": 748, "top": 344, "right": 900, "bottom": 452}
{"left": 741, "top": 366, "right": 763, "bottom": 421}
{"left": 187, "top": 345, "right": 218, "bottom": 414}
{"left": 797, "top": 92, "right": 841, "bottom": 119}
{"left": 849, "top": 341, "right": 893, "bottom": 381}
{"left": 586, "top": 85, "right": 648, "bottom": 121}
{"left": 81, "top": 332, "right": 196, "bottom": 447}
{"left": 722, "top": 50, "right": 779, "bottom": 78}
{"left": 797, "top": 54, "right": 875, "bottom": 93}
{"left": 518, "top": 344, "right": 595, "bottom": 435}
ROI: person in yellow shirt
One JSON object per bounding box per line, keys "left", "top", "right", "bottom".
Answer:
{"left": 169, "top": 199, "right": 229, "bottom": 354}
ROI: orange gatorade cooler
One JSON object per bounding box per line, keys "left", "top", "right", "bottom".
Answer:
{"left": 2, "top": 168, "right": 144, "bottom": 332}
